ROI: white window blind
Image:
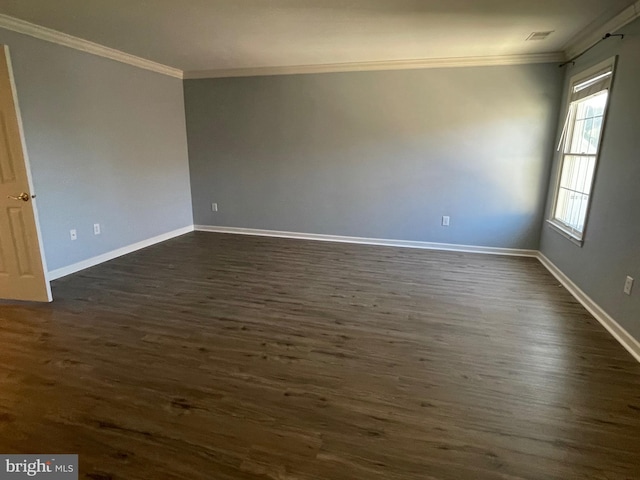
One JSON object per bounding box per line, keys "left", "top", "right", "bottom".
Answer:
{"left": 571, "top": 69, "right": 613, "bottom": 102}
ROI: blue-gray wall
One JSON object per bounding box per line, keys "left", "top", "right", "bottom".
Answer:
{"left": 4, "top": 16, "right": 635, "bottom": 346}
{"left": 0, "top": 28, "right": 193, "bottom": 272}
{"left": 540, "top": 18, "right": 640, "bottom": 341}
{"left": 185, "top": 64, "right": 562, "bottom": 249}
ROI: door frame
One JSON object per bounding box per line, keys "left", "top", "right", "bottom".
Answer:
{"left": 2, "top": 45, "right": 52, "bottom": 302}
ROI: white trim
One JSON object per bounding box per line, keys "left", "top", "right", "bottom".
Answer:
{"left": 0, "top": 2, "right": 636, "bottom": 82}
{"left": 564, "top": 1, "right": 640, "bottom": 60}
{"left": 0, "top": 14, "right": 183, "bottom": 79}
{"left": 194, "top": 225, "right": 537, "bottom": 257}
{"left": 195, "top": 226, "right": 639, "bottom": 363}
{"left": 548, "top": 55, "right": 616, "bottom": 249}
{"left": 43, "top": 223, "right": 640, "bottom": 363}
{"left": 3, "top": 45, "right": 52, "bottom": 302}
{"left": 183, "top": 52, "right": 565, "bottom": 79}
{"left": 570, "top": 57, "right": 618, "bottom": 87}
{"left": 545, "top": 220, "right": 583, "bottom": 247}
{"left": 537, "top": 252, "right": 640, "bottom": 363}
{"left": 47, "top": 225, "right": 194, "bottom": 281}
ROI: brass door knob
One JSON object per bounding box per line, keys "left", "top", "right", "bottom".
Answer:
{"left": 7, "top": 192, "right": 31, "bottom": 202}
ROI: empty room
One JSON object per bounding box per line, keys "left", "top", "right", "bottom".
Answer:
{"left": 0, "top": 1, "right": 639, "bottom": 479}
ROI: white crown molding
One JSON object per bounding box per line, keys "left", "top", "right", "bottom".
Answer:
{"left": 183, "top": 52, "right": 565, "bottom": 79}
{"left": 0, "top": 14, "right": 183, "bottom": 79}
{"left": 195, "top": 225, "right": 538, "bottom": 257}
{"left": 537, "top": 253, "right": 640, "bottom": 363}
{"left": 564, "top": 1, "right": 640, "bottom": 60}
{"left": 0, "top": 13, "right": 565, "bottom": 81}
{"left": 47, "top": 225, "right": 194, "bottom": 280}
{"left": 1, "top": 3, "right": 637, "bottom": 82}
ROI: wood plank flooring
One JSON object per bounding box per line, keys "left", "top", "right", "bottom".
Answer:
{"left": 0, "top": 232, "right": 639, "bottom": 479}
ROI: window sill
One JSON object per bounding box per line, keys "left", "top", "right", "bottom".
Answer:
{"left": 546, "top": 220, "right": 584, "bottom": 247}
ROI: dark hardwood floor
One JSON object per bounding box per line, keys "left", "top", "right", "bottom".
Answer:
{"left": 1, "top": 232, "right": 639, "bottom": 479}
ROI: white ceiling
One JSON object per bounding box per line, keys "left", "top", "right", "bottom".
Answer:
{"left": 0, "top": 0, "right": 635, "bottom": 75}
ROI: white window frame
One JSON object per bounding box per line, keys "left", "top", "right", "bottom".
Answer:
{"left": 548, "top": 57, "right": 617, "bottom": 245}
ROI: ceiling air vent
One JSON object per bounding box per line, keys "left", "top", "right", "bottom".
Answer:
{"left": 527, "top": 31, "right": 554, "bottom": 41}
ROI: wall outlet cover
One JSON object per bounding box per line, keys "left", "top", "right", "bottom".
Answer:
{"left": 624, "top": 276, "right": 634, "bottom": 295}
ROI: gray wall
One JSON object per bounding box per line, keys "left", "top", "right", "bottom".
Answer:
{"left": 185, "top": 64, "right": 562, "bottom": 249}
{"left": 540, "top": 18, "right": 640, "bottom": 340}
{"left": 0, "top": 28, "right": 193, "bottom": 272}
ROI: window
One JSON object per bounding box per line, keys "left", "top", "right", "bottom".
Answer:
{"left": 550, "top": 58, "right": 616, "bottom": 242}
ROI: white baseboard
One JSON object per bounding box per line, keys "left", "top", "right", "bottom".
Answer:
{"left": 45, "top": 223, "right": 639, "bottom": 363}
{"left": 537, "top": 253, "right": 640, "bottom": 363}
{"left": 47, "top": 225, "right": 194, "bottom": 281}
{"left": 194, "top": 225, "right": 538, "bottom": 257}
{"left": 195, "top": 225, "right": 638, "bottom": 362}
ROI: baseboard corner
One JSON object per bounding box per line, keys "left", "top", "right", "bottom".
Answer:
{"left": 536, "top": 252, "right": 640, "bottom": 363}
{"left": 47, "top": 225, "right": 194, "bottom": 281}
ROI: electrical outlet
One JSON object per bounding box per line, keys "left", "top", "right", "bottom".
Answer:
{"left": 211, "top": 203, "right": 218, "bottom": 212}
{"left": 94, "top": 223, "right": 101, "bottom": 235}
{"left": 442, "top": 216, "right": 450, "bottom": 227}
{"left": 624, "top": 276, "right": 634, "bottom": 295}
{"left": 70, "top": 229, "right": 77, "bottom": 241}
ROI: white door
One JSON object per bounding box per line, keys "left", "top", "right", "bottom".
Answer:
{"left": 0, "top": 46, "right": 51, "bottom": 302}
